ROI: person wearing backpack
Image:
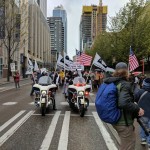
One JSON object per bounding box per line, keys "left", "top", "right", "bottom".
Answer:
{"left": 134, "top": 78, "right": 150, "bottom": 149}
{"left": 95, "top": 62, "right": 144, "bottom": 150}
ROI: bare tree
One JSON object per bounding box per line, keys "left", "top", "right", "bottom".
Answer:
{"left": 0, "top": 0, "right": 21, "bottom": 81}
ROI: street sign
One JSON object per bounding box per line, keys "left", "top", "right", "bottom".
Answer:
{"left": 10, "top": 63, "right": 15, "bottom": 72}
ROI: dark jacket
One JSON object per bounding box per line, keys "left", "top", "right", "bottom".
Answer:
{"left": 135, "top": 86, "right": 150, "bottom": 119}
{"left": 104, "top": 77, "right": 140, "bottom": 126}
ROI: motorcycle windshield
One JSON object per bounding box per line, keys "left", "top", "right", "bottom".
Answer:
{"left": 38, "top": 76, "right": 52, "bottom": 85}
{"left": 73, "top": 77, "right": 86, "bottom": 86}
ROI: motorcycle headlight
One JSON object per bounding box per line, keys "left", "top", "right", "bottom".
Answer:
{"left": 41, "top": 91, "right": 47, "bottom": 96}
{"left": 78, "top": 91, "right": 84, "bottom": 96}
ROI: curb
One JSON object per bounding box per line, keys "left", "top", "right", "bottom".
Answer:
{"left": 0, "top": 78, "right": 29, "bottom": 86}
{"left": 105, "top": 123, "right": 121, "bottom": 145}
{"left": 0, "top": 82, "right": 31, "bottom": 93}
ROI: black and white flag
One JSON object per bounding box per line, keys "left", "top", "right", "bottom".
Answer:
{"left": 92, "top": 53, "right": 115, "bottom": 72}
{"left": 93, "top": 53, "right": 107, "bottom": 71}
{"left": 64, "top": 52, "right": 73, "bottom": 66}
{"left": 56, "top": 54, "right": 70, "bottom": 70}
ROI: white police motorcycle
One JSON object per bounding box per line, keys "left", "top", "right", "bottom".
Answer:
{"left": 33, "top": 76, "right": 57, "bottom": 116}
{"left": 67, "top": 77, "right": 91, "bottom": 117}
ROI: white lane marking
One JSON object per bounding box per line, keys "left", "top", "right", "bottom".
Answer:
{"left": 58, "top": 111, "right": 70, "bottom": 150}
{"left": 40, "top": 111, "right": 61, "bottom": 150}
{"left": 29, "top": 102, "right": 34, "bottom": 105}
{"left": 0, "top": 110, "right": 26, "bottom": 132}
{"left": 0, "top": 82, "right": 30, "bottom": 93}
{"left": 0, "top": 111, "right": 34, "bottom": 146}
{"left": 32, "top": 114, "right": 55, "bottom": 116}
{"left": 92, "top": 112, "right": 118, "bottom": 150}
{"left": 60, "top": 102, "right": 95, "bottom": 106}
{"left": 2, "top": 102, "right": 18, "bottom": 106}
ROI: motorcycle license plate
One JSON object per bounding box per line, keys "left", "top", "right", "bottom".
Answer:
{"left": 41, "top": 98, "right": 46, "bottom": 103}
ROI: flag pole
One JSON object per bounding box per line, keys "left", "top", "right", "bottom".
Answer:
{"left": 89, "top": 53, "right": 96, "bottom": 72}
{"left": 64, "top": 50, "right": 66, "bottom": 75}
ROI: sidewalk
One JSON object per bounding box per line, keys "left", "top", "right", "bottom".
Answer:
{"left": 0, "top": 76, "right": 29, "bottom": 86}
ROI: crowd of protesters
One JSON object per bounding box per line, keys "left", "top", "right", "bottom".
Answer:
{"left": 28, "top": 66, "right": 150, "bottom": 150}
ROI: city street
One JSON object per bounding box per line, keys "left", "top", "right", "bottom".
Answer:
{"left": 0, "top": 82, "right": 148, "bottom": 150}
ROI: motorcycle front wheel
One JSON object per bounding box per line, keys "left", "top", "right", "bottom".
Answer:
{"left": 41, "top": 103, "right": 46, "bottom": 116}
{"left": 79, "top": 104, "right": 85, "bottom": 117}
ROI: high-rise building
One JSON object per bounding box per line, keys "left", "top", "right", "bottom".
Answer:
{"left": 36, "top": 0, "right": 47, "bottom": 19}
{"left": 53, "top": 5, "right": 67, "bottom": 52}
{"left": 19, "top": 0, "right": 51, "bottom": 76}
{"left": 80, "top": 6, "right": 92, "bottom": 51}
{"left": 47, "top": 17, "right": 64, "bottom": 68}
{"left": 80, "top": 0, "right": 107, "bottom": 51}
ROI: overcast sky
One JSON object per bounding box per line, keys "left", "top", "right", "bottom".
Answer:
{"left": 47, "top": 0, "right": 129, "bottom": 58}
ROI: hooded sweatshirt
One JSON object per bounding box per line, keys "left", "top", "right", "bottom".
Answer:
{"left": 104, "top": 77, "right": 140, "bottom": 126}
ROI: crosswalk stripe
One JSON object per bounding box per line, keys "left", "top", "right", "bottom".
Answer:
{"left": 32, "top": 113, "right": 94, "bottom": 117}
{"left": 0, "top": 111, "right": 34, "bottom": 146}
{"left": 2, "top": 102, "right": 18, "bottom": 106}
{"left": 58, "top": 111, "right": 70, "bottom": 150}
{"left": 0, "top": 110, "right": 26, "bottom": 132}
{"left": 60, "top": 102, "right": 95, "bottom": 106}
{"left": 92, "top": 112, "right": 118, "bottom": 150}
{"left": 29, "top": 102, "right": 34, "bottom": 105}
{"left": 40, "top": 111, "right": 61, "bottom": 150}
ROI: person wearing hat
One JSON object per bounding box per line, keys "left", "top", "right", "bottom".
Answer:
{"left": 135, "top": 78, "right": 150, "bottom": 148}
{"left": 103, "top": 62, "right": 144, "bottom": 150}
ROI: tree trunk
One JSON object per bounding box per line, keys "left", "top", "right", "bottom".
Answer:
{"left": 7, "top": 52, "right": 11, "bottom": 82}
{"left": 7, "top": 37, "right": 11, "bottom": 82}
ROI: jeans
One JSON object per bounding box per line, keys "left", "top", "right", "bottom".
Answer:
{"left": 140, "top": 117, "right": 150, "bottom": 145}
{"left": 63, "top": 83, "right": 69, "bottom": 94}
{"left": 15, "top": 81, "right": 20, "bottom": 89}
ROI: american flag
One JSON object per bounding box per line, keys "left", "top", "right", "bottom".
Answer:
{"left": 79, "top": 53, "right": 92, "bottom": 66}
{"left": 129, "top": 47, "right": 139, "bottom": 72}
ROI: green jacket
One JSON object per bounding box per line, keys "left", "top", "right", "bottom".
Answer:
{"left": 104, "top": 77, "right": 140, "bottom": 126}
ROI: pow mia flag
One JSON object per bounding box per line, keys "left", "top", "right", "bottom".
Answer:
{"left": 92, "top": 53, "right": 115, "bottom": 72}
{"left": 56, "top": 54, "right": 70, "bottom": 70}
{"left": 93, "top": 53, "right": 107, "bottom": 71}
{"left": 64, "top": 52, "right": 73, "bottom": 65}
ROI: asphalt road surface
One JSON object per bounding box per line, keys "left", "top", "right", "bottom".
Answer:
{"left": 0, "top": 82, "right": 148, "bottom": 150}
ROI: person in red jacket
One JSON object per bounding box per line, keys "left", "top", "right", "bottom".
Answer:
{"left": 13, "top": 71, "right": 20, "bottom": 89}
